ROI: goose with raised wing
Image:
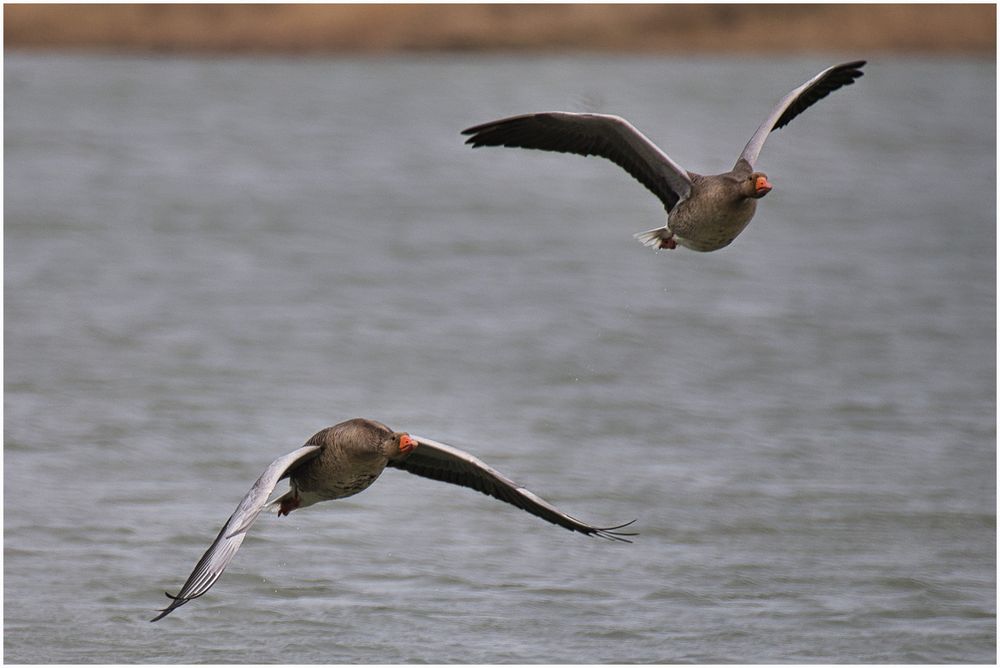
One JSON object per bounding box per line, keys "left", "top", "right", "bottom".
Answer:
{"left": 152, "top": 418, "right": 635, "bottom": 621}
{"left": 463, "top": 61, "right": 865, "bottom": 252}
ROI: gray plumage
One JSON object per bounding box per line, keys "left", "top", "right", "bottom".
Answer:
{"left": 463, "top": 61, "right": 865, "bottom": 252}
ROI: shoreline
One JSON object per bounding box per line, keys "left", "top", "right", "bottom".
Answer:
{"left": 5, "top": 4, "right": 995, "bottom": 55}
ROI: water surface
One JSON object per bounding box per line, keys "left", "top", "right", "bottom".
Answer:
{"left": 4, "top": 53, "right": 995, "bottom": 663}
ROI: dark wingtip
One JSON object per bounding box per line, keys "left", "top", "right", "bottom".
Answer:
{"left": 838, "top": 60, "right": 867, "bottom": 80}
{"left": 594, "top": 518, "right": 639, "bottom": 543}
{"left": 150, "top": 607, "right": 172, "bottom": 622}
{"left": 462, "top": 127, "right": 493, "bottom": 147}
{"left": 150, "top": 591, "right": 187, "bottom": 621}
{"left": 462, "top": 119, "right": 503, "bottom": 136}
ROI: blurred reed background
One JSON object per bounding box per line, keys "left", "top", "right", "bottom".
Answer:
{"left": 5, "top": 3, "right": 995, "bottom": 54}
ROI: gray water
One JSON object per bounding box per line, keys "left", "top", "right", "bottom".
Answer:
{"left": 4, "top": 53, "right": 995, "bottom": 663}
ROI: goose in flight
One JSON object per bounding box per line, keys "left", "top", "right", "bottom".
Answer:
{"left": 151, "top": 418, "right": 635, "bottom": 621}
{"left": 463, "top": 61, "right": 865, "bottom": 253}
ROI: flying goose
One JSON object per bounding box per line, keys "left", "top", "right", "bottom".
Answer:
{"left": 152, "top": 418, "right": 635, "bottom": 621}
{"left": 463, "top": 61, "right": 865, "bottom": 252}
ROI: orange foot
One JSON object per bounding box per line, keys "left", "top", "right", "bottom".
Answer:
{"left": 278, "top": 494, "right": 301, "bottom": 517}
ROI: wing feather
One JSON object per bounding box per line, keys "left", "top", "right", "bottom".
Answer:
{"left": 150, "top": 444, "right": 322, "bottom": 621}
{"left": 739, "top": 60, "right": 866, "bottom": 167}
{"left": 463, "top": 112, "right": 692, "bottom": 212}
{"left": 388, "top": 435, "right": 636, "bottom": 542}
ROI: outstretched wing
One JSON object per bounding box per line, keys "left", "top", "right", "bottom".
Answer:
{"left": 151, "top": 444, "right": 322, "bottom": 621}
{"left": 739, "top": 60, "right": 866, "bottom": 167}
{"left": 387, "top": 435, "right": 636, "bottom": 542}
{"left": 463, "top": 112, "right": 693, "bottom": 212}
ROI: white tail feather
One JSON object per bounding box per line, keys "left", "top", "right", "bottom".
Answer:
{"left": 633, "top": 227, "right": 672, "bottom": 249}
{"left": 265, "top": 498, "right": 283, "bottom": 514}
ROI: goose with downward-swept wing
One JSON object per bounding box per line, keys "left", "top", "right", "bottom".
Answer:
{"left": 152, "top": 418, "right": 635, "bottom": 621}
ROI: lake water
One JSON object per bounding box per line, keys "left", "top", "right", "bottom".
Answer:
{"left": 4, "top": 53, "right": 995, "bottom": 663}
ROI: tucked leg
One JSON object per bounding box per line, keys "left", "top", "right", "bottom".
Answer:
{"left": 278, "top": 493, "right": 302, "bottom": 516}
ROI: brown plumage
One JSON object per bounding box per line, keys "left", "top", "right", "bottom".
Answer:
{"left": 152, "top": 418, "right": 635, "bottom": 621}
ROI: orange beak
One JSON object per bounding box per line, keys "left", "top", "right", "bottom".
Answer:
{"left": 399, "top": 434, "right": 417, "bottom": 454}
{"left": 755, "top": 175, "right": 773, "bottom": 196}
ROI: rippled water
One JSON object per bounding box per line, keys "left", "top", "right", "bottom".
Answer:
{"left": 4, "top": 53, "right": 995, "bottom": 663}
